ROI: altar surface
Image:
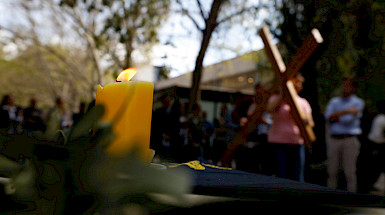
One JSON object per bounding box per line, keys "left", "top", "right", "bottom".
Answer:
{"left": 148, "top": 160, "right": 385, "bottom": 214}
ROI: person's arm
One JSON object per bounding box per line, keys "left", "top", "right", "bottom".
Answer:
{"left": 266, "top": 93, "right": 282, "bottom": 112}
{"left": 266, "top": 84, "right": 284, "bottom": 112}
{"left": 300, "top": 98, "right": 315, "bottom": 128}
{"left": 324, "top": 98, "right": 357, "bottom": 123}
{"left": 305, "top": 112, "right": 315, "bottom": 128}
{"left": 247, "top": 102, "right": 256, "bottom": 117}
{"left": 328, "top": 107, "right": 359, "bottom": 122}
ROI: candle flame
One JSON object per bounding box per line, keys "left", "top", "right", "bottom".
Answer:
{"left": 116, "top": 68, "right": 137, "bottom": 82}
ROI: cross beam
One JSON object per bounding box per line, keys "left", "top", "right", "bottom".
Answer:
{"left": 219, "top": 25, "right": 323, "bottom": 164}
{"left": 258, "top": 25, "right": 323, "bottom": 146}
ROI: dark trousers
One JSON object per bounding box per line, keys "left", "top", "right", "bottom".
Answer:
{"left": 236, "top": 135, "right": 275, "bottom": 175}
{"left": 357, "top": 140, "right": 385, "bottom": 193}
{"left": 273, "top": 143, "right": 306, "bottom": 182}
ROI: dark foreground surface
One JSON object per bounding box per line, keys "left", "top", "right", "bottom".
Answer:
{"left": 1, "top": 159, "right": 384, "bottom": 214}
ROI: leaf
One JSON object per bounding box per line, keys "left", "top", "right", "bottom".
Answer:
{"left": 67, "top": 104, "right": 105, "bottom": 142}
{"left": 56, "top": 130, "right": 68, "bottom": 145}
{"left": 85, "top": 147, "right": 192, "bottom": 203}
{"left": 44, "top": 108, "right": 62, "bottom": 140}
{"left": 91, "top": 121, "right": 115, "bottom": 148}
{"left": 0, "top": 156, "right": 36, "bottom": 201}
{"left": 11, "top": 159, "right": 38, "bottom": 201}
{"left": 0, "top": 154, "right": 21, "bottom": 176}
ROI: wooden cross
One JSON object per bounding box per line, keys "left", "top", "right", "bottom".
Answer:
{"left": 219, "top": 24, "right": 323, "bottom": 164}
{"left": 258, "top": 24, "right": 323, "bottom": 146}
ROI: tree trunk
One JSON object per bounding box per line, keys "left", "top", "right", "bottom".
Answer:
{"left": 124, "top": 40, "right": 133, "bottom": 69}
{"left": 188, "top": 0, "right": 223, "bottom": 113}
{"left": 85, "top": 32, "right": 103, "bottom": 85}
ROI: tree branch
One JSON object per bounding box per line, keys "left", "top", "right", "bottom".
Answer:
{"left": 0, "top": 24, "right": 90, "bottom": 94}
{"left": 196, "top": 0, "right": 206, "bottom": 20}
{"left": 217, "top": 6, "right": 256, "bottom": 25}
{"left": 176, "top": 0, "right": 203, "bottom": 31}
{"left": 272, "top": 30, "right": 298, "bottom": 54}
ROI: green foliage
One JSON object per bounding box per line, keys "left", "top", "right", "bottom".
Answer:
{"left": 104, "top": 0, "right": 171, "bottom": 69}
{"left": 60, "top": 0, "right": 171, "bottom": 70}
{"left": 274, "top": 0, "right": 385, "bottom": 112}
{"left": 0, "top": 154, "right": 22, "bottom": 174}
{"left": 158, "top": 66, "right": 170, "bottom": 80}
{"left": 0, "top": 43, "right": 94, "bottom": 109}
{"left": 0, "top": 104, "right": 191, "bottom": 213}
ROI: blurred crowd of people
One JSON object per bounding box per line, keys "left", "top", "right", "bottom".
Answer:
{"left": 150, "top": 86, "right": 274, "bottom": 173}
{"left": 1, "top": 74, "right": 385, "bottom": 195}
{"left": 0, "top": 94, "right": 87, "bottom": 137}
{"left": 151, "top": 75, "right": 385, "bottom": 195}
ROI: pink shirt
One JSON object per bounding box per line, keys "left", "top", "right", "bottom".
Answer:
{"left": 267, "top": 94, "right": 312, "bottom": 145}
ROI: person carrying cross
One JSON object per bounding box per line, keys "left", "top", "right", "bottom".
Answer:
{"left": 216, "top": 24, "right": 321, "bottom": 171}
{"left": 266, "top": 73, "right": 314, "bottom": 182}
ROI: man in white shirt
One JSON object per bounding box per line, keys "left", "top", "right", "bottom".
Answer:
{"left": 368, "top": 100, "right": 385, "bottom": 144}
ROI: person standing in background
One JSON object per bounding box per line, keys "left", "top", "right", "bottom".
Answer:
{"left": 359, "top": 100, "right": 385, "bottom": 193}
{"left": 201, "top": 111, "right": 214, "bottom": 161}
{"left": 236, "top": 84, "right": 273, "bottom": 174}
{"left": 72, "top": 102, "right": 86, "bottom": 127}
{"left": 1, "top": 94, "right": 18, "bottom": 134}
{"left": 45, "top": 97, "right": 72, "bottom": 139}
{"left": 23, "top": 97, "right": 45, "bottom": 135}
{"left": 212, "top": 104, "right": 230, "bottom": 165}
{"left": 151, "top": 93, "right": 180, "bottom": 160}
{"left": 187, "top": 103, "right": 204, "bottom": 160}
{"left": 324, "top": 77, "right": 364, "bottom": 192}
{"left": 246, "top": 84, "right": 273, "bottom": 174}
{"left": 0, "top": 95, "right": 11, "bottom": 130}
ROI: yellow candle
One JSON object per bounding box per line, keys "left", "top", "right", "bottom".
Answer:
{"left": 96, "top": 68, "right": 154, "bottom": 161}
